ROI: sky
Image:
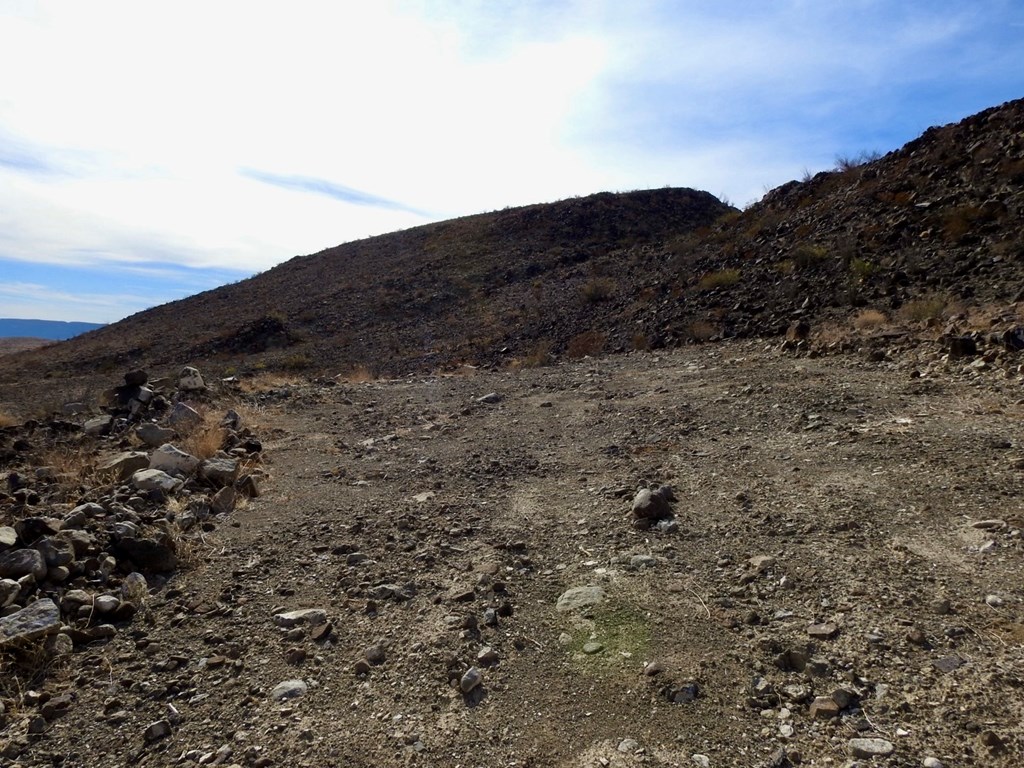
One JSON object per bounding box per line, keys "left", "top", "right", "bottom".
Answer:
{"left": 1, "top": 1, "right": 1022, "bottom": 324}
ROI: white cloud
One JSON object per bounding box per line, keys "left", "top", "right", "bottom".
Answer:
{"left": 0, "top": 0, "right": 1022, "bottom": 320}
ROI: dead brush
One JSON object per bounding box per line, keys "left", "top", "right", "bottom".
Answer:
{"left": 180, "top": 422, "right": 227, "bottom": 460}
{"left": 0, "top": 408, "right": 19, "bottom": 428}
{"left": 0, "top": 636, "right": 70, "bottom": 704}
{"left": 853, "top": 309, "right": 888, "bottom": 331}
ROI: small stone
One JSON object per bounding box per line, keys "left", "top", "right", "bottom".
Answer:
{"left": 0, "top": 527, "right": 16, "bottom": 549}
{"left": 144, "top": 719, "right": 172, "bottom": 742}
{"left": 922, "top": 758, "right": 945, "bottom": 768}
{"left": 459, "top": 666, "right": 483, "bottom": 693}
{"left": 807, "top": 622, "right": 838, "bottom": 640}
{"left": 848, "top": 738, "right": 895, "bottom": 758}
{"left": 150, "top": 444, "right": 200, "bottom": 476}
{"left": 907, "top": 627, "right": 928, "bottom": 646}
{"left": 363, "top": 644, "right": 386, "bottom": 665}
{"left": 972, "top": 519, "right": 1006, "bottom": 530}
{"left": 643, "top": 661, "right": 665, "bottom": 676}
{"left": 353, "top": 659, "right": 371, "bottom": 676}
{"left": 131, "top": 469, "right": 184, "bottom": 494}
{"left": 931, "top": 598, "right": 951, "bottom": 615}
{"left": 555, "top": 585, "right": 605, "bottom": 612}
{"left": 100, "top": 451, "right": 151, "bottom": 481}
{"left": 582, "top": 641, "right": 604, "bottom": 655}
{"left": 83, "top": 415, "right": 112, "bottom": 436}
{"left": 617, "top": 739, "right": 639, "bottom": 753}
{"left": 809, "top": 696, "right": 840, "bottom": 720}
{"left": 477, "top": 647, "right": 499, "bottom": 666}
{"left": 273, "top": 609, "right": 327, "bottom": 628}
{"left": 136, "top": 423, "right": 176, "bottom": 448}
{"left": 269, "top": 679, "right": 308, "bottom": 702}
{"left": 984, "top": 594, "right": 1004, "bottom": 608}
{"left": 285, "top": 647, "right": 306, "bottom": 665}
{"left": 630, "top": 554, "right": 657, "bottom": 569}
{"left": 93, "top": 595, "right": 120, "bottom": 615}
{"left": 477, "top": 392, "right": 502, "bottom": 404}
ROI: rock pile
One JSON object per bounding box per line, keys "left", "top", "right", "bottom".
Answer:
{"left": 0, "top": 366, "right": 264, "bottom": 685}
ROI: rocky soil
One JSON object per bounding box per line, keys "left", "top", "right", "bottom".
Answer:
{"left": 2, "top": 331, "right": 1023, "bottom": 767}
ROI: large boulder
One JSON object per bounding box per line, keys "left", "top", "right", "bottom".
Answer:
{"left": 0, "top": 599, "right": 61, "bottom": 647}
{"left": 131, "top": 469, "right": 184, "bottom": 494}
{"left": 0, "top": 548, "right": 47, "bottom": 580}
{"left": 150, "top": 444, "right": 200, "bottom": 476}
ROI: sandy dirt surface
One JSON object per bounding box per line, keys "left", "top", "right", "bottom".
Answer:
{"left": 2, "top": 340, "right": 1023, "bottom": 767}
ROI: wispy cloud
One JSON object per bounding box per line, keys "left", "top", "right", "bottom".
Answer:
{"left": 0, "top": 1, "right": 1022, "bottom": 321}
{"left": 240, "top": 169, "right": 430, "bottom": 217}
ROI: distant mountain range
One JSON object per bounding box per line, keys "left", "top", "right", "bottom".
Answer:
{"left": 0, "top": 319, "right": 105, "bottom": 341}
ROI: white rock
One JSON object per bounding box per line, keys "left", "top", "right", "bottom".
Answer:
{"left": 131, "top": 469, "right": 184, "bottom": 493}
{"left": 150, "top": 444, "right": 200, "bottom": 476}
{"left": 178, "top": 366, "right": 206, "bottom": 391}
{"left": 849, "top": 738, "right": 895, "bottom": 758}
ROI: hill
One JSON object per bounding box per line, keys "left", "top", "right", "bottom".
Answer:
{"left": 0, "top": 319, "right": 104, "bottom": 341}
{"left": 1, "top": 97, "right": 1023, "bottom": 398}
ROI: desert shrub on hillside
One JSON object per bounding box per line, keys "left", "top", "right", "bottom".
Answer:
{"left": 697, "top": 269, "right": 740, "bottom": 291}
{"left": 853, "top": 309, "right": 888, "bottom": 330}
{"left": 834, "top": 150, "right": 881, "bottom": 172}
{"left": 0, "top": 409, "right": 18, "bottom": 428}
{"left": 566, "top": 330, "right": 606, "bottom": 358}
{"left": 900, "top": 295, "right": 950, "bottom": 323}
{"left": 849, "top": 257, "right": 875, "bottom": 281}
{"left": 520, "top": 340, "right": 554, "bottom": 367}
{"left": 682, "top": 320, "right": 717, "bottom": 342}
{"left": 581, "top": 277, "right": 616, "bottom": 303}
{"left": 791, "top": 244, "right": 829, "bottom": 270}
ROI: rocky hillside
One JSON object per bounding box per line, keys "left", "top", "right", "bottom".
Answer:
{"left": 1, "top": 98, "right": 1022, "bottom": 401}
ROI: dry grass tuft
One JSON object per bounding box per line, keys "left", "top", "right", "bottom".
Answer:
{"left": 682, "top": 320, "right": 717, "bottom": 343}
{"left": 697, "top": 268, "right": 741, "bottom": 291}
{"left": 581, "top": 277, "right": 616, "bottom": 303}
{"left": 0, "top": 408, "right": 18, "bottom": 428}
{"left": 180, "top": 424, "right": 227, "bottom": 460}
{"left": 900, "top": 295, "right": 951, "bottom": 323}
{"left": 566, "top": 330, "right": 606, "bottom": 359}
{"left": 853, "top": 309, "right": 888, "bottom": 330}
{"left": 518, "top": 340, "right": 554, "bottom": 368}
{"left": 338, "top": 364, "right": 376, "bottom": 384}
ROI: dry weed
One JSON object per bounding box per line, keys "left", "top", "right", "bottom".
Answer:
{"left": 180, "top": 424, "right": 226, "bottom": 460}
{"left": 697, "top": 269, "right": 741, "bottom": 291}
{"left": 566, "top": 331, "right": 606, "bottom": 359}
{"left": 900, "top": 295, "right": 951, "bottom": 323}
{"left": 853, "top": 309, "right": 888, "bottom": 330}
{"left": 0, "top": 409, "right": 18, "bottom": 428}
{"left": 338, "top": 364, "right": 376, "bottom": 384}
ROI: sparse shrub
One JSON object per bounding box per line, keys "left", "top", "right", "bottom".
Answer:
{"left": 280, "top": 352, "right": 312, "bottom": 371}
{"left": 581, "top": 277, "right": 615, "bottom": 303}
{"left": 834, "top": 150, "right": 881, "bottom": 172}
{"left": 791, "top": 244, "right": 828, "bottom": 270}
{"left": 697, "top": 268, "right": 741, "bottom": 291}
{"left": 631, "top": 333, "right": 650, "bottom": 351}
{"left": 0, "top": 409, "right": 18, "bottom": 428}
{"left": 849, "top": 257, "right": 875, "bottom": 281}
{"left": 853, "top": 309, "right": 888, "bottom": 330}
{"left": 682, "top": 320, "right": 717, "bottom": 342}
{"left": 941, "top": 205, "right": 985, "bottom": 243}
{"left": 566, "top": 330, "right": 606, "bottom": 359}
{"left": 181, "top": 424, "right": 227, "bottom": 460}
{"left": 340, "top": 364, "right": 376, "bottom": 383}
{"left": 521, "top": 340, "right": 554, "bottom": 367}
{"left": 900, "top": 295, "right": 950, "bottom": 323}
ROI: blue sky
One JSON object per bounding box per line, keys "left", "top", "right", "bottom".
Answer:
{"left": 1, "top": 0, "right": 1022, "bottom": 323}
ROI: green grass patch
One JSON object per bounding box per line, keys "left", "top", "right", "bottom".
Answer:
{"left": 566, "top": 603, "right": 652, "bottom": 669}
